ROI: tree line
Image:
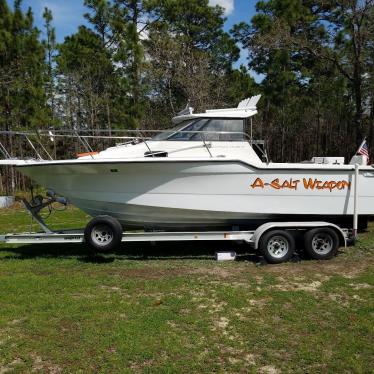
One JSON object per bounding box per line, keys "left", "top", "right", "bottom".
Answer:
{"left": 0, "top": 0, "right": 373, "bottom": 171}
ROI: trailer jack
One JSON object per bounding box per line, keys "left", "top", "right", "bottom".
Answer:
{"left": 22, "top": 190, "right": 68, "bottom": 234}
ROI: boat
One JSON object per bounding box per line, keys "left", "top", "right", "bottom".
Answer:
{"left": 1, "top": 95, "right": 373, "bottom": 231}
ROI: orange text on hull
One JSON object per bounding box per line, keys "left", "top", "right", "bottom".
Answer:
{"left": 250, "top": 178, "right": 351, "bottom": 192}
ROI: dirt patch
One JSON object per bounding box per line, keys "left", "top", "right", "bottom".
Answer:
{"left": 71, "top": 293, "right": 95, "bottom": 299}
{"left": 274, "top": 280, "right": 322, "bottom": 292}
{"left": 229, "top": 301, "right": 268, "bottom": 323}
{"left": 99, "top": 285, "right": 121, "bottom": 291}
{"left": 109, "top": 267, "right": 194, "bottom": 280}
{"left": 130, "top": 358, "right": 156, "bottom": 370}
{"left": 221, "top": 345, "right": 244, "bottom": 356}
{"left": 217, "top": 346, "right": 257, "bottom": 367}
{"left": 166, "top": 321, "right": 177, "bottom": 328}
{"left": 350, "top": 283, "right": 372, "bottom": 290}
{"left": 31, "top": 354, "right": 62, "bottom": 374}
{"left": 215, "top": 316, "right": 229, "bottom": 329}
{"left": 0, "top": 358, "right": 23, "bottom": 374}
{"left": 244, "top": 353, "right": 256, "bottom": 365}
{"left": 259, "top": 365, "right": 280, "bottom": 374}
{"left": 228, "top": 357, "right": 240, "bottom": 364}
{"left": 7, "top": 317, "right": 27, "bottom": 326}
{"left": 248, "top": 298, "right": 271, "bottom": 307}
{"left": 191, "top": 267, "right": 245, "bottom": 279}
{"left": 102, "top": 256, "right": 372, "bottom": 284}
{"left": 208, "top": 301, "right": 227, "bottom": 314}
{"left": 213, "top": 280, "right": 252, "bottom": 289}
{"left": 188, "top": 289, "right": 229, "bottom": 314}
{"left": 327, "top": 293, "right": 350, "bottom": 307}
{"left": 264, "top": 258, "right": 373, "bottom": 279}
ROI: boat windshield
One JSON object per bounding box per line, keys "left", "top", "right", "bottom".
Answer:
{"left": 151, "top": 118, "right": 245, "bottom": 141}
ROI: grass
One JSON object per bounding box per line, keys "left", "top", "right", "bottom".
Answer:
{"left": 0, "top": 205, "right": 373, "bottom": 373}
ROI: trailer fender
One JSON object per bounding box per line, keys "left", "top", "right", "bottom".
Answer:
{"left": 252, "top": 221, "right": 347, "bottom": 250}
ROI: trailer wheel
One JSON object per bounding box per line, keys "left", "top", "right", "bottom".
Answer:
{"left": 84, "top": 216, "right": 123, "bottom": 252}
{"left": 304, "top": 228, "right": 339, "bottom": 260}
{"left": 259, "top": 230, "right": 295, "bottom": 264}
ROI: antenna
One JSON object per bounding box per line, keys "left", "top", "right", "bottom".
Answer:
{"left": 177, "top": 101, "right": 194, "bottom": 116}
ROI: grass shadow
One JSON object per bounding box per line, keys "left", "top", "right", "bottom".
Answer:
{"left": 0, "top": 240, "right": 257, "bottom": 263}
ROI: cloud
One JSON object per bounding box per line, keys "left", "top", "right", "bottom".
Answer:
{"left": 209, "top": 0, "right": 234, "bottom": 15}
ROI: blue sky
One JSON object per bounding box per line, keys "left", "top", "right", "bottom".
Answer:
{"left": 7, "top": 0, "right": 259, "bottom": 77}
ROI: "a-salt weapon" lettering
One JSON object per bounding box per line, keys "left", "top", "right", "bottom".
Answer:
{"left": 251, "top": 177, "right": 350, "bottom": 192}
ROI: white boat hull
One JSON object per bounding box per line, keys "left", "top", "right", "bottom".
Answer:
{"left": 17, "top": 160, "right": 374, "bottom": 229}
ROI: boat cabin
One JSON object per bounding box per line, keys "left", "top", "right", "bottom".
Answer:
{"left": 93, "top": 95, "right": 266, "bottom": 162}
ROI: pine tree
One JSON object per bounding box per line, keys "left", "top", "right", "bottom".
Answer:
{"left": 0, "top": 0, "right": 50, "bottom": 131}
{"left": 232, "top": 0, "right": 374, "bottom": 150}
{"left": 84, "top": 0, "right": 113, "bottom": 45}
{"left": 42, "top": 7, "right": 56, "bottom": 121}
{"left": 111, "top": 0, "right": 148, "bottom": 128}
{"left": 56, "top": 26, "right": 122, "bottom": 131}
{"left": 144, "top": 0, "right": 240, "bottom": 123}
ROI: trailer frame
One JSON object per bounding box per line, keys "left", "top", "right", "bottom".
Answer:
{"left": 0, "top": 221, "right": 349, "bottom": 248}
{"left": 0, "top": 195, "right": 352, "bottom": 263}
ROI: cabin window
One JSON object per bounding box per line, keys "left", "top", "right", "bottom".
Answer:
{"left": 150, "top": 120, "right": 194, "bottom": 141}
{"left": 190, "top": 119, "right": 244, "bottom": 141}
{"left": 166, "top": 119, "right": 209, "bottom": 141}
{"left": 151, "top": 118, "right": 245, "bottom": 141}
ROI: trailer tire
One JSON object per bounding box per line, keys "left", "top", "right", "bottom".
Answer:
{"left": 84, "top": 216, "right": 123, "bottom": 252}
{"left": 259, "top": 230, "right": 295, "bottom": 264}
{"left": 304, "top": 228, "right": 339, "bottom": 260}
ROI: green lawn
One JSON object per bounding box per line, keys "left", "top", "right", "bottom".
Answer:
{"left": 0, "top": 206, "right": 373, "bottom": 373}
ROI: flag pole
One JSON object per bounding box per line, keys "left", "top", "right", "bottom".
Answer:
{"left": 353, "top": 163, "right": 359, "bottom": 238}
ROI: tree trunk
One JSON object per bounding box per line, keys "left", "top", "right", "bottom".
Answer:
{"left": 353, "top": 64, "right": 363, "bottom": 144}
{"left": 369, "top": 97, "right": 374, "bottom": 161}
{"left": 131, "top": 0, "right": 140, "bottom": 128}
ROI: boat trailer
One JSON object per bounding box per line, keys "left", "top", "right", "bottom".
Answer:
{"left": 0, "top": 191, "right": 352, "bottom": 264}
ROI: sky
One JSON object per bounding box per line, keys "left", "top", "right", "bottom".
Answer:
{"left": 7, "top": 0, "right": 259, "bottom": 78}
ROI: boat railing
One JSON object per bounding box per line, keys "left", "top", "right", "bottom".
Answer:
{"left": 0, "top": 129, "right": 267, "bottom": 161}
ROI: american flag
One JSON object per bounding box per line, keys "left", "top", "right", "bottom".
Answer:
{"left": 357, "top": 139, "right": 369, "bottom": 158}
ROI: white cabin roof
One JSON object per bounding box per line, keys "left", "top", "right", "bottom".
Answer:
{"left": 172, "top": 95, "right": 261, "bottom": 124}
